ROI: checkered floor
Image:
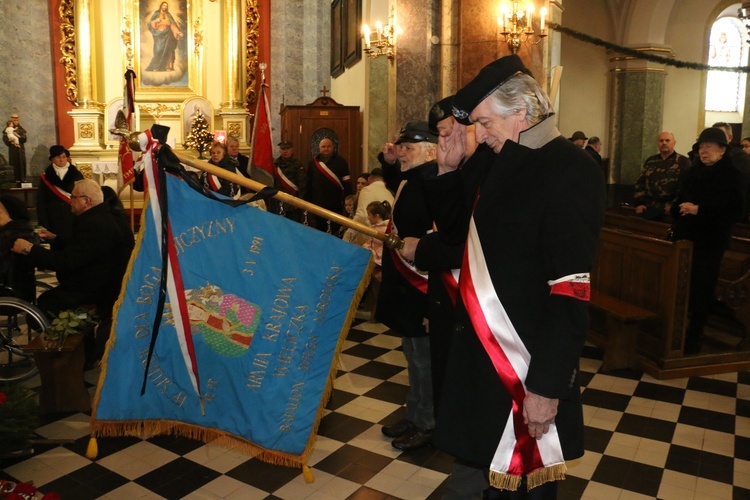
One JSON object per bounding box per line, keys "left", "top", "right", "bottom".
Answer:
{"left": 2, "top": 307, "right": 750, "bottom": 499}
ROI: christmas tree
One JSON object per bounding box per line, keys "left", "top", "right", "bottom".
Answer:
{"left": 183, "top": 111, "right": 214, "bottom": 159}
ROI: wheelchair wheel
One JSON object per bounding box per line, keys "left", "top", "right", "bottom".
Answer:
{"left": 0, "top": 297, "right": 50, "bottom": 382}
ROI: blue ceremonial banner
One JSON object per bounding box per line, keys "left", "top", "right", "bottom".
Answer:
{"left": 91, "top": 173, "right": 372, "bottom": 468}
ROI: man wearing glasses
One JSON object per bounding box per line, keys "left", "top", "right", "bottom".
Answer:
{"left": 12, "top": 179, "right": 134, "bottom": 319}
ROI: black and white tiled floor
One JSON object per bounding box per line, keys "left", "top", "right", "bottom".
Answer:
{"left": 2, "top": 307, "right": 750, "bottom": 499}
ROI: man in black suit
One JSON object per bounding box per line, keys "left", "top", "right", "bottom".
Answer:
{"left": 12, "top": 179, "right": 134, "bottom": 319}
{"left": 422, "top": 55, "right": 606, "bottom": 497}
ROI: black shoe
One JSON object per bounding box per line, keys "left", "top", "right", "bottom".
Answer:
{"left": 392, "top": 426, "right": 433, "bottom": 451}
{"left": 382, "top": 418, "right": 414, "bottom": 438}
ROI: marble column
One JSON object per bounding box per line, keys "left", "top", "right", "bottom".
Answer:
{"left": 608, "top": 50, "right": 667, "bottom": 198}
{"left": 392, "top": 0, "right": 441, "bottom": 129}
{"left": 219, "top": 0, "right": 250, "bottom": 146}
{"left": 68, "top": 0, "right": 105, "bottom": 158}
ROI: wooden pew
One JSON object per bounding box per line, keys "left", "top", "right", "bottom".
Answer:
{"left": 604, "top": 210, "right": 750, "bottom": 348}
{"left": 589, "top": 228, "right": 692, "bottom": 375}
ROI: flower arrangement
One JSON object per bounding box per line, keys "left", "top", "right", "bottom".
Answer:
{"left": 45, "top": 307, "right": 99, "bottom": 345}
{"left": 0, "top": 384, "right": 37, "bottom": 457}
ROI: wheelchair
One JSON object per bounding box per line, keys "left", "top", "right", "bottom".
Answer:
{"left": 0, "top": 282, "right": 51, "bottom": 383}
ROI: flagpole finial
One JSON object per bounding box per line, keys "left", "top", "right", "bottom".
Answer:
{"left": 259, "top": 62, "right": 267, "bottom": 83}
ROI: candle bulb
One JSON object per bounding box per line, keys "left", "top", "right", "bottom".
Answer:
{"left": 540, "top": 7, "right": 546, "bottom": 31}
{"left": 527, "top": 4, "right": 533, "bottom": 29}
{"left": 362, "top": 24, "right": 370, "bottom": 48}
{"left": 376, "top": 21, "right": 383, "bottom": 42}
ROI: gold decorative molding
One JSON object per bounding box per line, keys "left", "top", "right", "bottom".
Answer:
{"left": 139, "top": 103, "right": 181, "bottom": 123}
{"left": 245, "top": 0, "right": 260, "bottom": 108}
{"left": 77, "top": 163, "right": 93, "bottom": 179}
{"left": 59, "top": 0, "right": 78, "bottom": 104}
{"left": 122, "top": 14, "right": 134, "bottom": 67}
{"left": 79, "top": 122, "right": 94, "bottom": 139}
{"left": 227, "top": 122, "right": 242, "bottom": 138}
{"left": 194, "top": 18, "right": 204, "bottom": 57}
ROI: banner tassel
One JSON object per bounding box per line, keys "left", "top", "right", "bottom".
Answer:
{"left": 302, "top": 464, "right": 314, "bottom": 483}
{"left": 85, "top": 437, "right": 98, "bottom": 459}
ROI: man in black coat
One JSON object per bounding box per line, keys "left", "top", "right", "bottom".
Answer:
{"left": 375, "top": 121, "right": 439, "bottom": 451}
{"left": 421, "top": 55, "right": 605, "bottom": 497}
{"left": 306, "top": 137, "right": 351, "bottom": 232}
{"left": 13, "top": 179, "right": 134, "bottom": 319}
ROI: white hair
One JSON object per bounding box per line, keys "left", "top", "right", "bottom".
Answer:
{"left": 486, "top": 73, "right": 553, "bottom": 126}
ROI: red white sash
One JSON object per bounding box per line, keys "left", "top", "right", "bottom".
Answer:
{"left": 460, "top": 216, "right": 565, "bottom": 491}
{"left": 386, "top": 219, "right": 428, "bottom": 293}
{"left": 139, "top": 131, "right": 203, "bottom": 401}
{"left": 39, "top": 173, "right": 72, "bottom": 204}
{"left": 276, "top": 167, "right": 298, "bottom": 195}
{"left": 314, "top": 158, "right": 344, "bottom": 191}
{"left": 440, "top": 269, "right": 460, "bottom": 305}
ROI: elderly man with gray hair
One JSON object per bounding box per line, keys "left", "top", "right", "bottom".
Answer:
{"left": 420, "top": 55, "right": 605, "bottom": 497}
{"left": 12, "top": 178, "right": 134, "bottom": 318}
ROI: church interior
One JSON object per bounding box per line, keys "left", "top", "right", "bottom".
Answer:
{"left": 1, "top": 0, "right": 750, "bottom": 498}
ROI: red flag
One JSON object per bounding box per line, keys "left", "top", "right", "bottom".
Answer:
{"left": 251, "top": 82, "right": 274, "bottom": 177}
{"left": 117, "top": 69, "right": 137, "bottom": 192}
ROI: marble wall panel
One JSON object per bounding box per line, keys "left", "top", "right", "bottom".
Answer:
{"left": 0, "top": 0, "right": 57, "bottom": 178}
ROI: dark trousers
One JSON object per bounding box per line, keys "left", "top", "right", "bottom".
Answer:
{"left": 686, "top": 242, "right": 726, "bottom": 347}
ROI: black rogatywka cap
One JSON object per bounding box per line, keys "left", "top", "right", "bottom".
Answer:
{"left": 395, "top": 121, "right": 438, "bottom": 145}
{"left": 451, "top": 54, "right": 532, "bottom": 125}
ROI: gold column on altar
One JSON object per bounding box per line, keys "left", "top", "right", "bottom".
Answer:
{"left": 68, "top": 0, "right": 105, "bottom": 162}
{"left": 219, "top": 0, "right": 250, "bottom": 146}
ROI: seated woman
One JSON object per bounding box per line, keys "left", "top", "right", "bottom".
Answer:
{"left": 362, "top": 200, "right": 391, "bottom": 268}
{"left": 0, "top": 196, "right": 36, "bottom": 302}
{"left": 201, "top": 141, "right": 242, "bottom": 199}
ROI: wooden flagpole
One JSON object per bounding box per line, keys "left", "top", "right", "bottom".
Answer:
{"left": 128, "top": 134, "right": 403, "bottom": 250}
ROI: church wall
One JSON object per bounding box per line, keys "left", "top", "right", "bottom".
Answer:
{"left": 0, "top": 0, "right": 57, "bottom": 177}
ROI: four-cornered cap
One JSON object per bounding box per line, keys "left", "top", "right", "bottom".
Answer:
{"left": 278, "top": 140, "right": 293, "bottom": 149}
{"left": 429, "top": 95, "right": 454, "bottom": 132}
{"left": 693, "top": 127, "right": 729, "bottom": 149}
{"left": 569, "top": 131, "right": 588, "bottom": 142}
{"left": 451, "top": 54, "right": 532, "bottom": 125}
{"left": 49, "top": 145, "right": 66, "bottom": 160}
{"left": 394, "top": 121, "right": 438, "bottom": 145}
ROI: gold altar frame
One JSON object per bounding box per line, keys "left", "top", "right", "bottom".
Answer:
{"left": 130, "top": 0, "right": 203, "bottom": 101}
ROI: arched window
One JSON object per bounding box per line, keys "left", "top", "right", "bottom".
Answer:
{"left": 705, "top": 16, "right": 748, "bottom": 112}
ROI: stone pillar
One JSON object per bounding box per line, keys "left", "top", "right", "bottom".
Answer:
{"left": 366, "top": 56, "right": 390, "bottom": 169}
{"left": 219, "top": 0, "right": 250, "bottom": 146}
{"left": 608, "top": 49, "right": 668, "bottom": 203}
{"left": 68, "top": 0, "right": 105, "bottom": 155}
{"left": 392, "top": 0, "right": 441, "bottom": 129}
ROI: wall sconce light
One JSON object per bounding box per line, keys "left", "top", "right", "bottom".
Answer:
{"left": 498, "top": 2, "right": 548, "bottom": 54}
{"left": 362, "top": 7, "right": 397, "bottom": 60}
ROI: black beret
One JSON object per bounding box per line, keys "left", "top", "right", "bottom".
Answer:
{"left": 278, "top": 140, "right": 293, "bottom": 149}
{"left": 49, "top": 145, "right": 66, "bottom": 160}
{"left": 429, "top": 95, "right": 454, "bottom": 133}
{"left": 693, "top": 127, "right": 729, "bottom": 149}
{"left": 569, "top": 131, "right": 588, "bottom": 142}
{"left": 394, "top": 121, "right": 438, "bottom": 145}
{"left": 452, "top": 54, "right": 532, "bottom": 125}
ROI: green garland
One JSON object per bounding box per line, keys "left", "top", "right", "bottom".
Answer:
{"left": 550, "top": 22, "right": 750, "bottom": 73}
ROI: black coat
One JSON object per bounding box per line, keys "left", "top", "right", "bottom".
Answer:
{"left": 375, "top": 160, "right": 436, "bottom": 337}
{"left": 36, "top": 164, "right": 84, "bottom": 241}
{"left": 0, "top": 219, "right": 36, "bottom": 302}
{"left": 426, "top": 125, "right": 605, "bottom": 467}
{"left": 30, "top": 203, "right": 134, "bottom": 311}
{"left": 670, "top": 153, "right": 744, "bottom": 249}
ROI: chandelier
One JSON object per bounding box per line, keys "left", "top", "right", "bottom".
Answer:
{"left": 362, "top": 8, "right": 397, "bottom": 60}
{"left": 498, "top": 2, "right": 548, "bottom": 54}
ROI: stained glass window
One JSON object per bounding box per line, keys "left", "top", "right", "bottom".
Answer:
{"left": 705, "top": 17, "right": 748, "bottom": 112}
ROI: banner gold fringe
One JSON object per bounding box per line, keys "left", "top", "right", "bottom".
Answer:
{"left": 89, "top": 201, "right": 375, "bottom": 476}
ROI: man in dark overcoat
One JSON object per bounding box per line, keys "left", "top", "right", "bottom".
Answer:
{"left": 419, "top": 55, "right": 606, "bottom": 497}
